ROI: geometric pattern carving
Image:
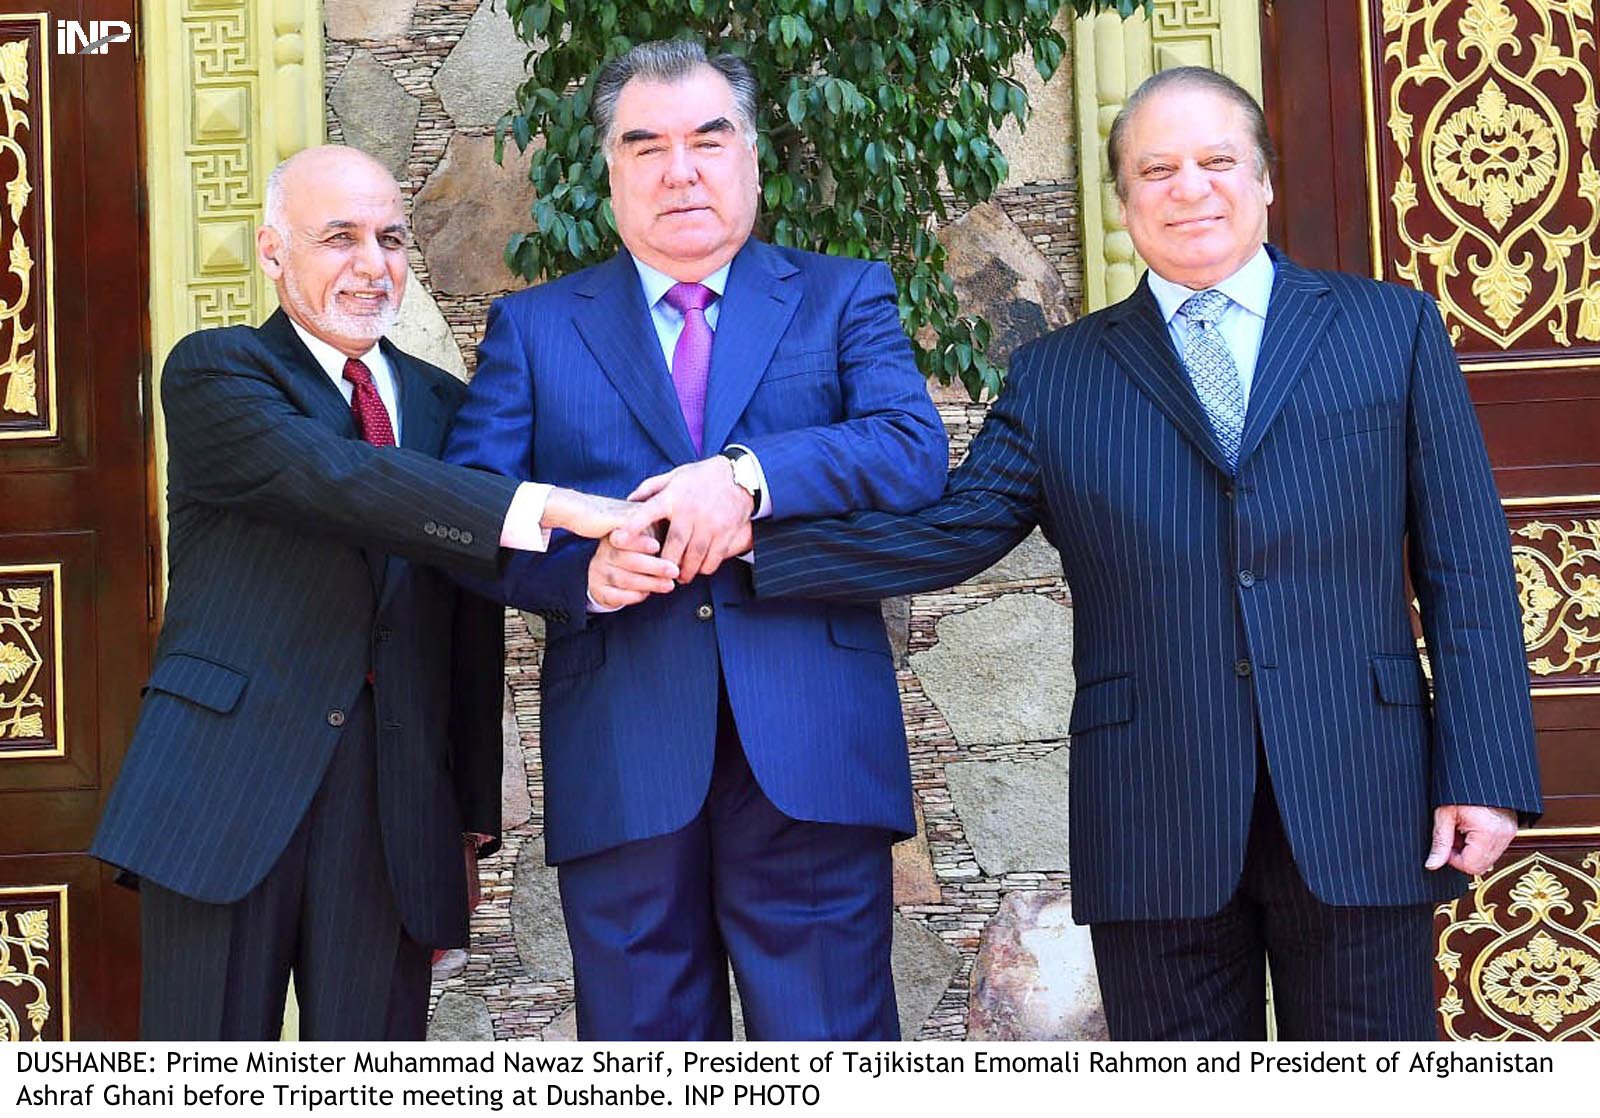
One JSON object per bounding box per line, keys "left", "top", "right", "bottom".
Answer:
{"left": 1150, "top": 0, "right": 1225, "bottom": 71}
{"left": 1436, "top": 851, "right": 1600, "bottom": 1040}
{"left": 0, "top": 884, "right": 68, "bottom": 1041}
{"left": 1512, "top": 518, "right": 1600, "bottom": 687}
{"left": 1370, "top": 0, "right": 1600, "bottom": 361}
{"left": 0, "top": 15, "right": 54, "bottom": 441}
{"left": 0, "top": 564, "right": 62, "bottom": 758}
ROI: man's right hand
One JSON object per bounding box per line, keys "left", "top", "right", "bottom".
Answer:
{"left": 588, "top": 530, "right": 679, "bottom": 610}
{"left": 543, "top": 487, "right": 670, "bottom": 540}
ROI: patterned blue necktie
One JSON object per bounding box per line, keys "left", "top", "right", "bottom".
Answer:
{"left": 1177, "top": 288, "right": 1246, "bottom": 469}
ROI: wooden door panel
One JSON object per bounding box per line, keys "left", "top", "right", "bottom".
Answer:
{"left": 1265, "top": 0, "right": 1600, "bottom": 1040}
{"left": 0, "top": 3, "right": 149, "bottom": 1041}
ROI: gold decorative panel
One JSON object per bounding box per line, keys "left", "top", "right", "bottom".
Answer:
{"left": 0, "top": 15, "right": 53, "bottom": 441}
{"left": 1437, "top": 851, "right": 1600, "bottom": 1040}
{"left": 0, "top": 564, "right": 61, "bottom": 758}
{"left": 0, "top": 884, "right": 67, "bottom": 1041}
{"left": 1366, "top": 0, "right": 1600, "bottom": 363}
{"left": 1512, "top": 518, "right": 1600, "bottom": 688}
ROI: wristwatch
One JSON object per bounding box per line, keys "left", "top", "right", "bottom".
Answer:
{"left": 719, "top": 446, "right": 762, "bottom": 517}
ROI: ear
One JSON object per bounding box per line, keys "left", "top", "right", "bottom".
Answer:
{"left": 1261, "top": 173, "right": 1275, "bottom": 208}
{"left": 1116, "top": 195, "right": 1127, "bottom": 228}
{"left": 256, "top": 226, "right": 284, "bottom": 280}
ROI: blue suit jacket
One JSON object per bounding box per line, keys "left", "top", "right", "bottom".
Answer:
{"left": 92, "top": 311, "right": 515, "bottom": 948}
{"left": 756, "top": 248, "right": 1543, "bottom": 922}
{"left": 443, "top": 240, "right": 948, "bottom": 863}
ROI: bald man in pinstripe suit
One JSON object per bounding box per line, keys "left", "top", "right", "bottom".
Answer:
{"left": 747, "top": 70, "right": 1542, "bottom": 1040}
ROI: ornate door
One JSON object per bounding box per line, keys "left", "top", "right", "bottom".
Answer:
{"left": 0, "top": 3, "right": 150, "bottom": 1040}
{"left": 1264, "top": 0, "right": 1600, "bottom": 1040}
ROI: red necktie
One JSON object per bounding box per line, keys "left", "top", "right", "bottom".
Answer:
{"left": 342, "top": 357, "right": 396, "bottom": 447}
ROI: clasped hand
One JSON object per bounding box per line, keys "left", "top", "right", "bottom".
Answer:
{"left": 588, "top": 456, "right": 755, "bottom": 610}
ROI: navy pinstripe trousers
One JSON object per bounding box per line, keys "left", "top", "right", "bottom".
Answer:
{"left": 1090, "top": 754, "right": 1437, "bottom": 1041}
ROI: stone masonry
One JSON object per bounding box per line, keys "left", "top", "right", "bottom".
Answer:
{"left": 324, "top": 0, "right": 1098, "bottom": 1040}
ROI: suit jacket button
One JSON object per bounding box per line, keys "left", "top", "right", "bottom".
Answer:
{"left": 327, "top": 708, "right": 346, "bottom": 727}
{"left": 1237, "top": 569, "right": 1256, "bottom": 588}
{"left": 461, "top": 530, "right": 474, "bottom": 545}
{"left": 425, "top": 521, "right": 438, "bottom": 534}
{"left": 696, "top": 604, "right": 714, "bottom": 621}
{"left": 1234, "top": 659, "right": 1253, "bottom": 678}
{"left": 447, "top": 527, "right": 462, "bottom": 541}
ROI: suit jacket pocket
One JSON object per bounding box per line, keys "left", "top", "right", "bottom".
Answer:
{"left": 1314, "top": 403, "right": 1401, "bottom": 442}
{"left": 763, "top": 350, "right": 837, "bottom": 384}
{"left": 144, "top": 652, "right": 248, "bottom": 714}
{"left": 543, "top": 628, "right": 606, "bottom": 682}
{"left": 1370, "top": 654, "right": 1428, "bottom": 705}
{"left": 826, "top": 605, "right": 891, "bottom": 657}
{"left": 1069, "top": 674, "right": 1135, "bottom": 735}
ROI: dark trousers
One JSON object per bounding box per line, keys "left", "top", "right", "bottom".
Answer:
{"left": 1090, "top": 762, "right": 1437, "bottom": 1041}
{"left": 556, "top": 686, "right": 899, "bottom": 1041}
{"left": 140, "top": 691, "right": 431, "bottom": 1040}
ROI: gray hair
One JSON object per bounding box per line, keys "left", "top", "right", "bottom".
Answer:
{"left": 263, "top": 158, "right": 290, "bottom": 234}
{"left": 591, "top": 39, "right": 759, "bottom": 156}
{"left": 1107, "top": 66, "right": 1276, "bottom": 200}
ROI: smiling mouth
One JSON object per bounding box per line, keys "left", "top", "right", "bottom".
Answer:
{"left": 1169, "top": 215, "right": 1224, "bottom": 230}
{"left": 339, "top": 291, "right": 391, "bottom": 311}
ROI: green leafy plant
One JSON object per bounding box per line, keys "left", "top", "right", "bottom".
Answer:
{"left": 498, "top": 0, "right": 1145, "bottom": 399}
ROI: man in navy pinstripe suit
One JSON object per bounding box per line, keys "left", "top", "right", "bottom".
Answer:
{"left": 92, "top": 146, "right": 661, "bottom": 1039}
{"left": 444, "top": 41, "right": 948, "bottom": 1040}
{"left": 748, "top": 69, "right": 1543, "bottom": 1040}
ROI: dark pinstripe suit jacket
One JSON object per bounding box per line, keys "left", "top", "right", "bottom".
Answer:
{"left": 92, "top": 310, "right": 520, "bottom": 948}
{"left": 756, "top": 248, "right": 1543, "bottom": 923}
{"left": 444, "top": 240, "right": 948, "bottom": 863}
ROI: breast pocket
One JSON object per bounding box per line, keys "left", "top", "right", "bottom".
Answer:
{"left": 1314, "top": 403, "right": 1402, "bottom": 442}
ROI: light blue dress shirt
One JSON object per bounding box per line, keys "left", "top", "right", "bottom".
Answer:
{"left": 632, "top": 256, "right": 732, "bottom": 373}
{"left": 1145, "top": 245, "right": 1275, "bottom": 407}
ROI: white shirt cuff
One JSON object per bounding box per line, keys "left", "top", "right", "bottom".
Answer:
{"left": 499, "top": 482, "right": 553, "bottom": 552}
{"left": 586, "top": 591, "right": 624, "bottom": 614}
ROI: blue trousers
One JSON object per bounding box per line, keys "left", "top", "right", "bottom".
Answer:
{"left": 556, "top": 688, "right": 899, "bottom": 1041}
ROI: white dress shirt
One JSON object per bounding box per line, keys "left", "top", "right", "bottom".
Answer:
{"left": 290, "top": 319, "right": 550, "bottom": 552}
{"left": 1145, "top": 245, "right": 1275, "bottom": 406}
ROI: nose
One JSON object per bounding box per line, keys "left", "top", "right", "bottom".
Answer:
{"left": 662, "top": 141, "right": 699, "bottom": 187}
{"left": 1169, "top": 160, "right": 1212, "bottom": 202}
{"left": 351, "top": 233, "right": 386, "bottom": 279}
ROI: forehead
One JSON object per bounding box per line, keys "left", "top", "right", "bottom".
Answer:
{"left": 285, "top": 162, "right": 403, "bottom": 227}
{"left": 612, "top": 66, "right": 739, "bottom": 134}
{"left": 1126, "top": 86, "right": 1250, "bottom": 155}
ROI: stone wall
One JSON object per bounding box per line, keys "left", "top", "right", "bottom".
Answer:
{"left": 323, "top": 0, "right": 1097, "bottom": 1041}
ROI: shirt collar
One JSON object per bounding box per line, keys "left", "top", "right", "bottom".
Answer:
{"left": 631, "top": 255, "right": 732, "bottom": 312}
{"left": 289, "top": 318, "right": 383, "bottom": 381}
{"left": 1146, "top": 245, "right": 1275, "bottom": 324}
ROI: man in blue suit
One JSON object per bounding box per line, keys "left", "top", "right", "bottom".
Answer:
{"left": 443, "top": 40, "right": 947, "bottom": 1039}
{"left": 750, "top": 69, "right": 1543, "bottom": 1040}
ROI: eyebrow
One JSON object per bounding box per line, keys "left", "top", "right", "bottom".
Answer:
{"left": 312, "top": 219, "right": 409, "bottom": 237}
{"left": 618, "top": 117, "right": 737, "bottom": 146}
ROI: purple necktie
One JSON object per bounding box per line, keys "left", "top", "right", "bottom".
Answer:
{"left": 663, "top": 281, "right": 716, "bottom": 452}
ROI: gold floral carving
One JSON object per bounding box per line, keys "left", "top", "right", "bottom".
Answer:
{"left": 1512, "top": 520, "right": 1600, "bottom": 680}
{"left": 1436, "top": 852, "right": 1600, "bottom": 1040}
{"left": 1378, "top": 0, "right": 1600, "bottom": 350}
{"left": 0, "top": 567, "right": 59, "bottom": 756}
{"left": 0, "top": 33, "right": 38, "bottom": 423}
{"left": 0, "top": 906, "right": 52, "bottom": 1041}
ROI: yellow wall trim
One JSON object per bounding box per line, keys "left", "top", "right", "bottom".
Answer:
{"left": 1073, "top": 0, "right": 1263, "bottom": 311}
{"left": 142, "top": 0, "right": 324, "bottom": 538}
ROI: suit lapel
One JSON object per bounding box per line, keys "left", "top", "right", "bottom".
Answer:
{"left": 1235, "top": 250, "right": 1335, "bottom": 467}
{"left": 256, "top": 309, "right": 360, "bottom": 438}
{"left": 572, "top": 251, "right": 699, "bottom": 464}
{"left": 374, "top": 343, "right": 457, "bottom": 615}
{"left": 701, "top": 240, "right": 800, "bottom": 454}
{"left": 1099, "top": 279, "right": 1235, "bottom": 478}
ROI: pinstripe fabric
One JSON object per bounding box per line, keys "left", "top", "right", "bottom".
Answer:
{"left": 139, "top": 693, "right": 432, "bottom": 1040}
{"left": 1090, "top": 760, "right": 1436, "bottom": 1041}
{"left": 443, "top": 240, "right": 948, "bottom": 864}
{"left": 94, "top": 309, "right": 515, "bottom": 957}
{"left": 756, "top": 247, "right": 1543, "bottom": 924}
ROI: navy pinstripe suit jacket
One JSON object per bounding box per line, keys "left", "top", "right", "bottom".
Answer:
{"left": 443, "top": 240, "right": 948, "bottom": 863}
{"left": 92, "top": 310, "right": 516, "bottom": 948}
{"left": 756, "top": 248, "right": 1543, "bottom": 923}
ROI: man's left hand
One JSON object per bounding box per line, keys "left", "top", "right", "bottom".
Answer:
{"left": 1426, "top": 804, "right": 1518, "bottom": 875}
{"left": 628, "top": 457, "right": 754, "bottom": 582}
